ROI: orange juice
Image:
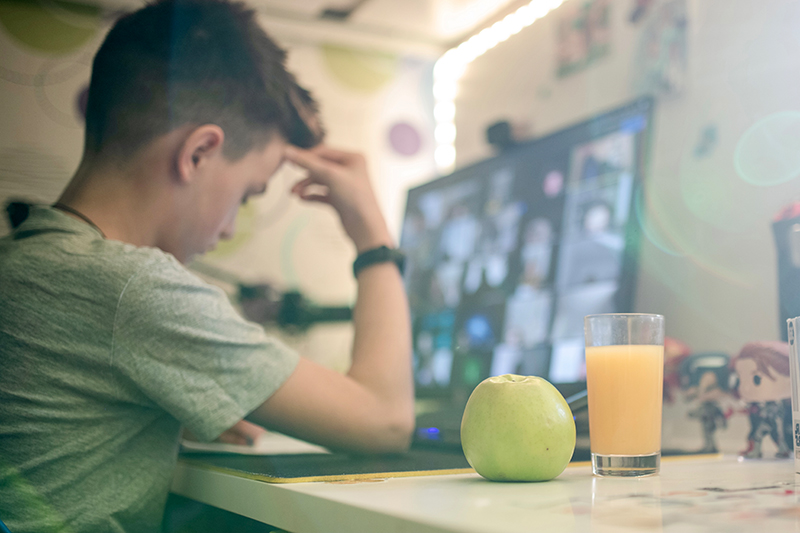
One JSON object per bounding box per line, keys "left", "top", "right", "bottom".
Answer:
{"left": 585, "top": 344, "right": 664, "bottom": 455}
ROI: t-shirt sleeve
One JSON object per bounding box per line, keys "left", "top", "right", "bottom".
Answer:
{"left": 111, "top": 257, "right": 299, "bottom": 442}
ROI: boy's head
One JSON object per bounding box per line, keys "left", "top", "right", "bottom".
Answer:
{"left": 84, "top": 0, "right": 322, "bottom": 164}
{"left": 77, "top": 0, "right": 324, "bottom": 263}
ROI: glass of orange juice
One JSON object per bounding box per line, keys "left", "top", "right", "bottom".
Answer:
{"left": 584, "top": 313, "right": 664, "bottom": 477}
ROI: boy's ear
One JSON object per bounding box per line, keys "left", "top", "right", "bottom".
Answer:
{"left": 176, "top": 125, "right": 225, "bottom": 184}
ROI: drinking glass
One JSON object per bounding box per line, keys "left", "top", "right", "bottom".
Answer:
{"left": 584, "top": 313, "right": 665, "bottom": 477}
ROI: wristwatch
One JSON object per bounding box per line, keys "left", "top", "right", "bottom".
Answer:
{"left": 353, "top": 245, "right": 406, "bottom": 278}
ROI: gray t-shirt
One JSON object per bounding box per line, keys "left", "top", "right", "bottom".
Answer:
{"left": 0, "top": 206, "right": 299, "bottom": 533}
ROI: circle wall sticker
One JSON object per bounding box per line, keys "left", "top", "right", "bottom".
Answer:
{"left": 0, "top": 0, "right": 100, "bottom": 55}
{"left": 388, "top": 122, "right": 422, "bottom": 156}
{"left": 321, "top": 44, "right": 397, "bottom": 93}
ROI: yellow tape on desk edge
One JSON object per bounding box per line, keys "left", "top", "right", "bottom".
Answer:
{"left": 179, "top": 458, "right": 475, "bottom": 484}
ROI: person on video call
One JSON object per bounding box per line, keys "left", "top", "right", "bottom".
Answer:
{"left": 0, "top": 1, "right": 413, "bottom": 531}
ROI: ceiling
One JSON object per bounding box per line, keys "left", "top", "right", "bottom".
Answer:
{"left": 98, "top": 0, "right": 528, "bottom": 57}
{"left": 252, "top": 0, "right": 519, "bottom": 42}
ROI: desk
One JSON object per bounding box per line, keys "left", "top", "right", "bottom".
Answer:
{"left": 171, "top": 455, "right": 800, "bottom": 533}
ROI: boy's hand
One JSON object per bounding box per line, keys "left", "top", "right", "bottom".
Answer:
{"left": 183, "top": 419, "right": 267, "bottom": 446}
{"left": 214, "top": 419, "right": 267, "bottom": 446}
{"left": 285, "top": 145, "right": 393, "bottom": 252}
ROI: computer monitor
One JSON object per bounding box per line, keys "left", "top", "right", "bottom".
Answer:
{"left": 399, "top": 97, "right": 654, "bottom": 402}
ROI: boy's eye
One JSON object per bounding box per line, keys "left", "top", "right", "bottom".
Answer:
{"left": 753, "top": 375, "right": 761, "bottom": 386}
{"left": 241, "top": 196, "right": 249, "bottom": 206}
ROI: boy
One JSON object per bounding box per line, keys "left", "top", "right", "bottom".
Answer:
{"left": 0, "top": 1, "right": 413, "bottom": 532}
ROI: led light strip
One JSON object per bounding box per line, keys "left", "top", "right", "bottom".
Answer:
{"left": 433, "top": 0, "right": 565, "bottom": 172}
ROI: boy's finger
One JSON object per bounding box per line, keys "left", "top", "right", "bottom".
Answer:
{"left": 291, "top": 177, "right": 315, "bottom": 194}
{"left": 227, "top": 419, "right": 267, "bottom": 445}
{"left": 309, "top": 145, "right": 360, "bottom": 165}
{"left": 285, "top": 147, "right": 335, "bottom": 184}
{"left": 297, "top": 193, "right": 332, "bottom": 205}
{"left": 217, "top": 433, "right": 249, "bottom": 445}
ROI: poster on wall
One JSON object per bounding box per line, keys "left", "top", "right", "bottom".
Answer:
{"left": 556, "top": 0, "right": 611, "bottom": 78}
{"left": 629, "top": 0, "right": 655, "bottom": 24}
{"left": 631, "top": 0, "right": 688, "bottom": 97}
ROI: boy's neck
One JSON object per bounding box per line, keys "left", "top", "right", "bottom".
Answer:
{"left": 57, "top": 154, "right": 173, "bottom": 250}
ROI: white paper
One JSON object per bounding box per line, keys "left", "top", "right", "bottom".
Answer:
{"left": 181, "top": 432, "right": 330, "bottom": 455}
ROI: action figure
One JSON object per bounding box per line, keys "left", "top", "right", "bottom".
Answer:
{"left": 679, "top": 352, "right": 732, "bottom": 453}
{"left": 731, "top": 342, "right": 793, "bottom": 459}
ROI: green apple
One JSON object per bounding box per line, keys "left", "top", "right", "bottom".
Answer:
{"left": 460, "top": 374, "right": 576, "bottom": 482}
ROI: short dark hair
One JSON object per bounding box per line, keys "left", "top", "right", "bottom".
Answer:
{"left": 84, "top": 0, "right": 322, "bottom": 161}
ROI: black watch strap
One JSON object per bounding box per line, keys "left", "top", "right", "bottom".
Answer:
{"left": 353, "top": 245, "right": 406, "bottom": 278}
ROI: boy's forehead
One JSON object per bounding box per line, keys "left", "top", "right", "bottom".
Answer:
{"left": 263, "top": 132, "right": 288, "bottom": 152}
{"left": 247, "top": 136, "right": 288, "bottom": 185}
{"left": 248, "top": 134, "right": 287, "bottom": 161}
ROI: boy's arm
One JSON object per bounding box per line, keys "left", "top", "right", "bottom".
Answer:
{"left": 247, "top": 146, "right": 415, "bottom": 453}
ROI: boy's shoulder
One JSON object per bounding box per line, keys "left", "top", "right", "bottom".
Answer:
{"left": 1, "top": 205, "right": 195, "bottom": 292}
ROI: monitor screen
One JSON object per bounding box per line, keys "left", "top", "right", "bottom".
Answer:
{"left": 399, "top": 97, "right": 654, "bottom": 400}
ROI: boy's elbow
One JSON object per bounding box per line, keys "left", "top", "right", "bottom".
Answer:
{"left": 361, "top": 409, "right": 415, "bottom": 454}
{"left": 384, "top": 413, "right": 415, "bottom": 452}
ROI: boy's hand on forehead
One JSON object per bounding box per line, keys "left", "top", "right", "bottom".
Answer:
{"left": 286, "top": 145, "right": 393, "bottom": 252}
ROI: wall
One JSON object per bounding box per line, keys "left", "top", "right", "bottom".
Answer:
{"left": 0, "top": 0, "right": 437, "bottom": 370}
{"left": 454, "top": 0, "right": 800, "bottom": 355}
{"left": 5, "top": 0, "right": 795, "bottom": 365}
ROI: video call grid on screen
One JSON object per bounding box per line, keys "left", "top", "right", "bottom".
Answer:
{"left": 399, "top": 97, "right": 654, "bottom": 398}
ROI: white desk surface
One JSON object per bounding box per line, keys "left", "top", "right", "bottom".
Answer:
{"left": 171, "top": 452, "right": 800, "bottom": 533}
